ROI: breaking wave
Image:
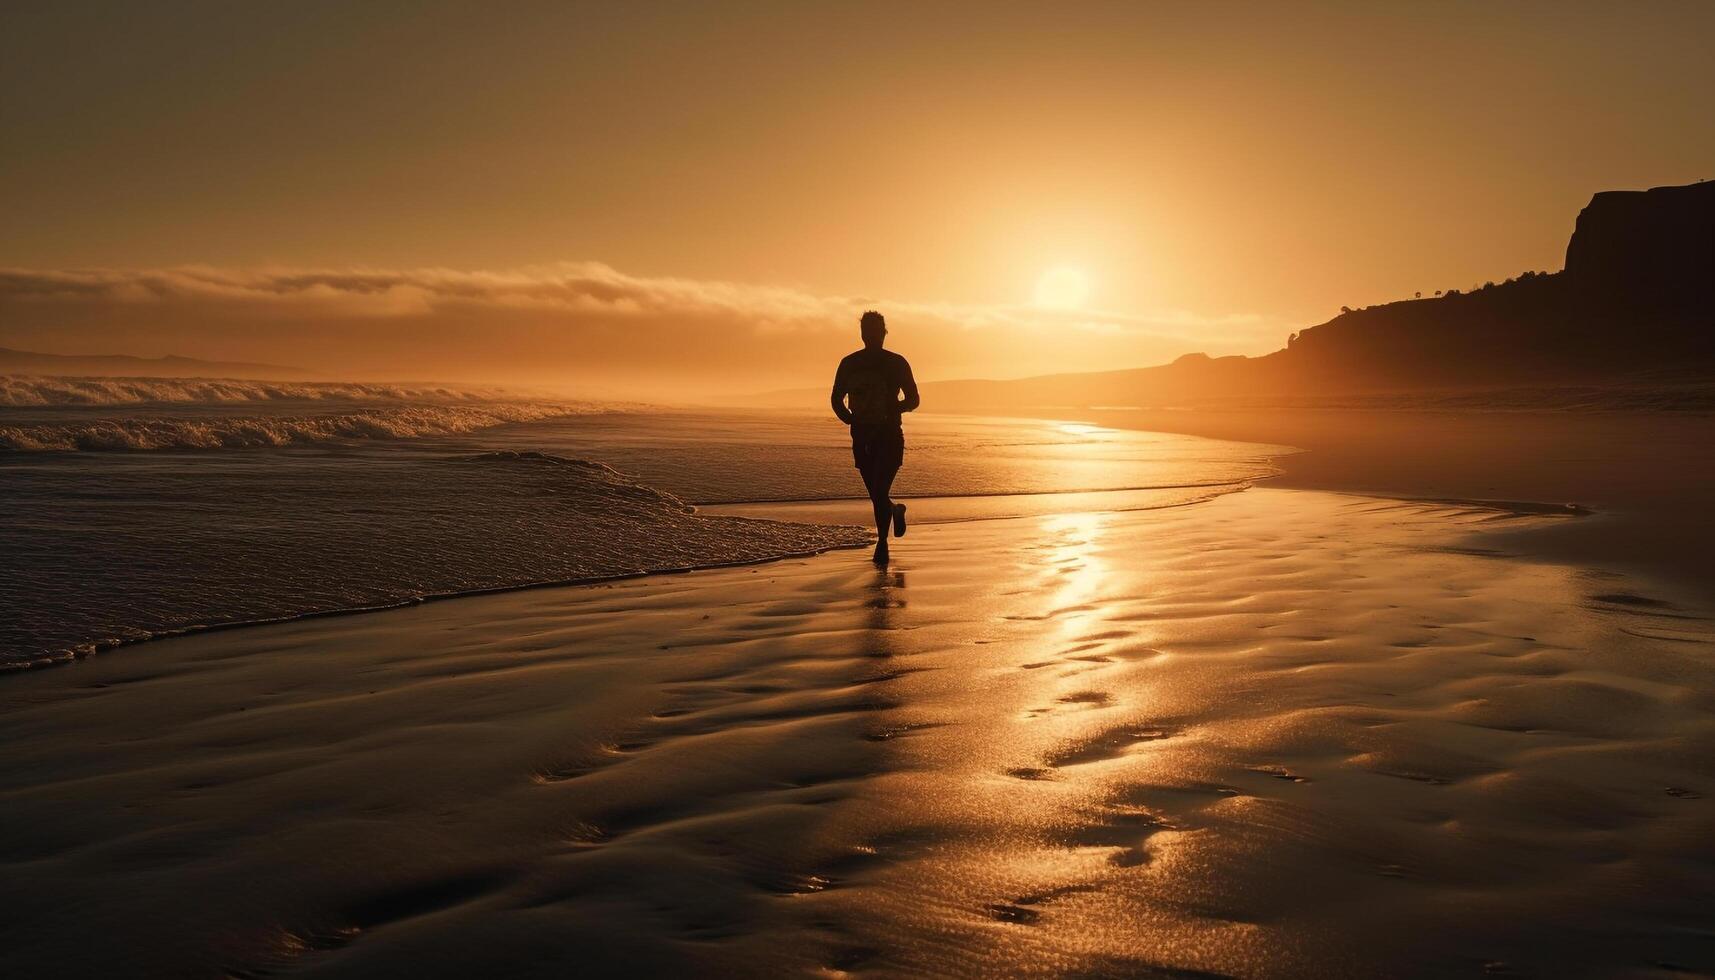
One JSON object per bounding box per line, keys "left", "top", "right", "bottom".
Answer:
{"left": 0, "top": 374, "right": 529, "bottom": 407}
{"left": 0, "top": 403, "right": 583, "bottom": 451}
{"left": 454, "top": 450, "right": 698, "bottom": 512}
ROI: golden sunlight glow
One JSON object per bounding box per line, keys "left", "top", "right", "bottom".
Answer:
{"left": 1033, "top": 267, "right": 1091, "bottom": 311}
{"left": 1056, "top": 422, "right": 1112, "bottom": 437}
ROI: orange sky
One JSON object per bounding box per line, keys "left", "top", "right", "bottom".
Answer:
{"left": 2, "top": 2, "right": 1712, "bottom": 395}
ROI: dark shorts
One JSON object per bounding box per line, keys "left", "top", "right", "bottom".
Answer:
{"left": 850, "top": 423, "right": 904, "bottom": 476}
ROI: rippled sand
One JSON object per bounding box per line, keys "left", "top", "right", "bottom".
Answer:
{"left": 2, "top": 489, "right": 1712, "bottom": 977}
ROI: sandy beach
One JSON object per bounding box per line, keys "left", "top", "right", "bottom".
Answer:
{"left": 4, "top": 487, "right": 1712, "bottom": 978}
{"left": 1060, "top": 408, "right": 1715, "bottom": 606}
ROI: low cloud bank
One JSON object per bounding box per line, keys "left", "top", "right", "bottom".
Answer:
{"left": 0, "top": 263, "right": 1282, "bottom": 397}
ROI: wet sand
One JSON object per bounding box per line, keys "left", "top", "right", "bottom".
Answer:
{"left": 3, "top": 488, "right": 1713, "bottom": 977}
{"left": 1058, "top": 408, "right": 1715, "bottom": 606}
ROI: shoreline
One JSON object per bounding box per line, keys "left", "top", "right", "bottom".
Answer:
{"left": 0, "top": 411, "right": 1279, "bottom": 673}
{"left": 4, "top": 487, "right": 1710, "bottom": 976}
{"left": 0, "top": 478, "right": 1267, "bottom": 674}
{"left": 932, "top": 406, "right": 1715, "bottom": 606}
{"left": 11, "top": 402, "right": 1665, "bottom": 675}
{"left": 13, "top": 399, "right": 1707, "bottom": 676}
{"left": 0, "top": 536, "right": 874, "bottom": 674}
{"left": 15, "top": 473, "right": 1589, "bottom": 677}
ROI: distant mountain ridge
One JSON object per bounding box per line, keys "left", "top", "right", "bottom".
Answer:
{"left": 0, "top": 348, "right": 311, "bottom": 380}
{"left": 909, "top": 179, "right": 1715, "bottom": 411}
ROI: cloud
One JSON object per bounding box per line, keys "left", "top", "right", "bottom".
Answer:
{"left": 0, "top": 263, "right": 1285, "bottom": 394}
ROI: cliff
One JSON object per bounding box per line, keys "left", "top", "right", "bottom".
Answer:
{"left": 1565, "top": 182, "right": 1715, "bottom": 307}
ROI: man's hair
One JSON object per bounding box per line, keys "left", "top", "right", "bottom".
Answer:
{"left": 860, "top": 310, "right": 886, "bottom": 332}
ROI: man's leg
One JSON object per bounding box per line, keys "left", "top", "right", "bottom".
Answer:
{"left": 872, "top": 460, "right": 903, "bottom": 558}
{"left": 860, "top": 462, "right": 891, "bottom": 559}
{"left": 875, "top": 463, "right": 899, "bottom": 532}
{"left": 881, "top": 426, "right": 905, "bottom": 538}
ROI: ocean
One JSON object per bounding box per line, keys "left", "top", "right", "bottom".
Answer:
{"left": 0, "top": 377, "right": 1286, "bottom": 668}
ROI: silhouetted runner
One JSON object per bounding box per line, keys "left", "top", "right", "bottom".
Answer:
{"left": 831, "top": 310, "right": 920, "bottom": 564}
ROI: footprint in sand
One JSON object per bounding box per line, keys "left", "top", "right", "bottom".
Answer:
{"left": 1006, "top": 766, "right": 1057, "bottom": 781}
{"left": 1004, "top": 725, "right": 1179, "bottom": 783}
{"left": 1067, "top": 806, "right": 1174, "bottom": 867}
{"left": 1245, "top": 764, "right": 1312, "bottom": 784}
{"left": 1059, "top": 691, "right": 1114, "bottom": 706}
{"left": 1023, "top": 690, "right": 1115, "bottom": 718}
{"left": 1043, "top": 725, "right": 1178, "bottom": 768}
{"left": 983, "top": 884, "right": 1103, "bottom": 926}
{"left": 983, "top": 903, "right": 1042, "bottom": 925}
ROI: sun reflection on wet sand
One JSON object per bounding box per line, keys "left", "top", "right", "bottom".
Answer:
{"left": 803, "top": 491, "right": 1715, "bottom": 976}
{"left": 2, "top": 490, "right": 1712, "bottom": 976}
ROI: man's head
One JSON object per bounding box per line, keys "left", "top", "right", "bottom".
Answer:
{"left": 860, "top": 310, "right": 887, "bottom": 349}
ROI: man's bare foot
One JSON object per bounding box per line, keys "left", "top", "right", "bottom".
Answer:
{"left": 892, "top": 502, "right": 907, "bottom": 538}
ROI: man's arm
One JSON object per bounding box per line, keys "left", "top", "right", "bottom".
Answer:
{"left": 830, "top": 365, "right": 854, "bottom": 424}
{"left": 897, "top": 358, "right": 921, "bottom": 415}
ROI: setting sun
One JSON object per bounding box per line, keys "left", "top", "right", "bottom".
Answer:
{"left": 1033, "top": 266, "right": 1092, "bottom": 310}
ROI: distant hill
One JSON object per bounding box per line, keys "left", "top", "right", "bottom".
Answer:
{"left": 826, "top": 180, "right": 1715, "bottom": 413}
{"left": 0, "top": 348, "right": 312, "bottom": 380}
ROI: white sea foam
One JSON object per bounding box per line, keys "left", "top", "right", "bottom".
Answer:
{"left": 0, "top": 403, "right": 583, "bottom": 451}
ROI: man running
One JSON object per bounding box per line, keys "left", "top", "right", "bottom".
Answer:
{"left": 831, "top": 310, "right": 920, "bottom": 564}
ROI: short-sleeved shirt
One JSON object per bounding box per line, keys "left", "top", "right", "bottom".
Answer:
{"left": 834, "top": 349, "right": 914, "bottom": 427}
